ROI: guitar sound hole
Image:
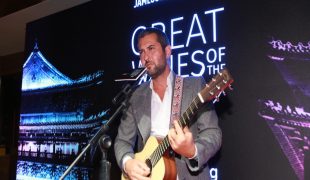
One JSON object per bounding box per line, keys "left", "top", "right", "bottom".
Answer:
{"left": 145, "top": 158, "right": 152, "bottom": 177}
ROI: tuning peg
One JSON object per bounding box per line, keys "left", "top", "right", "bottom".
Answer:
{"left": 229, "top": 85, "right": 233, "bottom": 90}
{"left": 213, "top": 96, "right": 220, "bottom": 104}
{"left": 222, "top": 91, "right": 226, "bottom": 96}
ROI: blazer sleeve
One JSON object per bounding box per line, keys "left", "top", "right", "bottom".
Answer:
{"left": 114, "top": 97, "right": 138, "bottom": 170}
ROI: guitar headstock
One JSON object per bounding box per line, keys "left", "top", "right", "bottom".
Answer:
{"left": 198, "top": 68, "right": 234, "bottom": 103}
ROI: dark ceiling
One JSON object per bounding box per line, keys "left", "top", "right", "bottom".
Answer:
{"left": 0, "top": 0, "right": 44, "bottom": 18}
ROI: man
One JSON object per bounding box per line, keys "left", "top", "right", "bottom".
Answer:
{"left": 114, "top": 27, "right": 221, "bottom": 179}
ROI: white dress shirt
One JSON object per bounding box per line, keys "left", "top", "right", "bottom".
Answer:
{"left": 150, "top": 71, "right": 173, "bottom": 138}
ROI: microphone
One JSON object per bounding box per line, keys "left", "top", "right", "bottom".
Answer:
{"left": 112, "top": 67, "right": 147, "bottom": 105}
{"left": 114, "top": 67, "right": 147, "bottom": 82}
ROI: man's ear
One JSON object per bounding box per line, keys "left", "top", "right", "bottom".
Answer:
{"left": 165, "top": 45, "right": 172, "bottom": 59}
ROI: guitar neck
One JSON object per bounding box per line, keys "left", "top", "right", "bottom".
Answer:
{"left": 148, "top": 95, "right": 204, "bottom": 167}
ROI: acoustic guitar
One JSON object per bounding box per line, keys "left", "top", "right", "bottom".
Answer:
{"left": 122, "top": 68, "right": 233, "bottom": 180}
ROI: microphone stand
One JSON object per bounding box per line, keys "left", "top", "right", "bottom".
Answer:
{"left": 59, "top": 81, "right": 138, "bottom": 180}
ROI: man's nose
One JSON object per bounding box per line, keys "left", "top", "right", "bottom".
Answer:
{"left": 142, "top": 52, "right": 150, "bottom": 62}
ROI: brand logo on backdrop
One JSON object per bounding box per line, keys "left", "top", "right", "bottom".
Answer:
{"left": 134, "top": 0, "right": 161, "bottom": 8}
{"left": 131, "top": 7, "right": 225, "bottom": 78}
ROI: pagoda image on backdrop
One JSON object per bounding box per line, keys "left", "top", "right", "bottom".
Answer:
{"left": 258, "top": 38, "right": 310, "bottom": 180}
{"left": 16, "top": 42, "right": 109, "bottom": 179}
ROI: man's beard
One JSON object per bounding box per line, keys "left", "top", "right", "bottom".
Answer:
{"left": 147, "top": 63, "right": 166, "bottom": 79}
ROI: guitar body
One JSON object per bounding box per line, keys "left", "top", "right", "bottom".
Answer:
{"left": 121, "top": 136, "right": 176, "bottom": 180}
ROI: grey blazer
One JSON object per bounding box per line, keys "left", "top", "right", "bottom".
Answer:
{"left": 114, "top": 75, "right": 222, "bottom": 180}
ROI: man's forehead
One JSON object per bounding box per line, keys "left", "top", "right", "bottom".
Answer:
{"left": 138, "top": 36, "right": 160, "bottom": 48}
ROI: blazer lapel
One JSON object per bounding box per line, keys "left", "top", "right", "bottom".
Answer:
{"left": 135, "top": 85, "right": 152, "bottom": 144}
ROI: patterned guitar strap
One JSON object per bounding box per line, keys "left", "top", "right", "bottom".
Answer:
{"left": 171, "top": 75, "right": 184, "bottom": 126}
{"left": 168, "top": 75, "right": 184, "bottom": 155}
{"left": 162, "top": 75, "right": 183, "bottom": 179}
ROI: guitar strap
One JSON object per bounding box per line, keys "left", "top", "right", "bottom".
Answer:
{"left": 171, "top": 75, "right": 184, "bottom": 125}
{"left": 165, "top": 75, "right": 183, "bottom": 178}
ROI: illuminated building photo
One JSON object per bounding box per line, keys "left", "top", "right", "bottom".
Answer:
{"left": 16, "top": 43, "right": 108, "bottom": 179}
{"left": 258, "top": 38, "right": 310, "bottom": 180}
